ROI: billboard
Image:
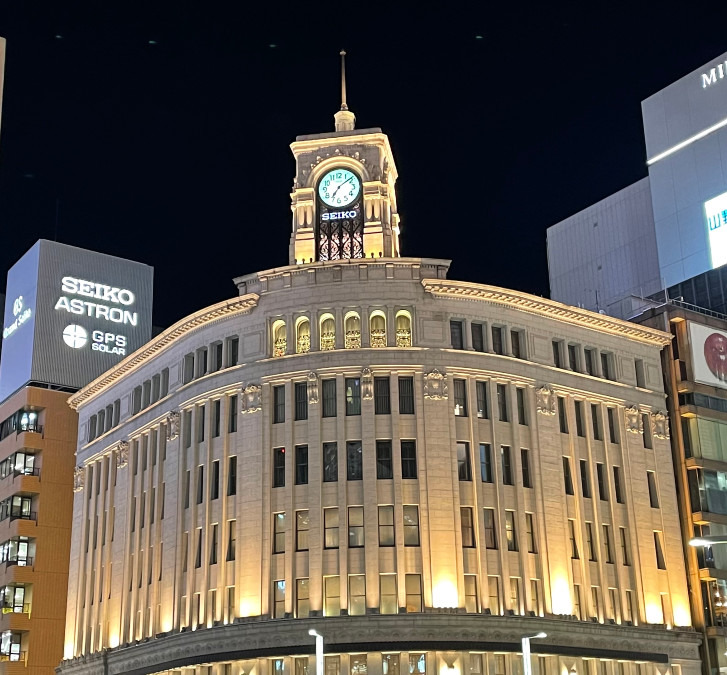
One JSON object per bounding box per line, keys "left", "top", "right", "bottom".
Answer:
{"left": 689, "top": 321, "right": 727, "bottom": 389}
{"left": 0, "top": 240, "right": 153, "bottom": 401}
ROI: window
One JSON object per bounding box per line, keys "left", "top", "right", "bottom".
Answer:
{"left": 348, "top": 507, "right": 364, "bottom": 548}
{"left": 511, "top": 330, "right": 523, "bottom": 358}
{"left": 521, "top": 448, "right": 531, "bottom": 488}
{"left": 505, "top": 511, "right": 517, "bottom": 551}
{"left": 450, "top": 320, "right": 464, "bottom": 349}
{"left": 322, "top": 379, "right": 337, "bottom": 417}
{"left": 184, "top": 470, "right": 190, "bottom": 509}
{"left": 603, "top": 524, "right": 613, "bottom": 563}
{"left": 643, "top": 413, "right": 653, "bottom": 449}
{"left": 501, "top": 446, "right": 513, "bottom": 485}
{"left": 296, "top": 318, "right": 311, "bottom": 354}
{"left": 516, "top": 388, "right": 527, "bottom": 425}
{"left": 625, "top": 590, "right": 635, "bottom": 624}
{"left": 398, "top": 377, "right": 415, "bottom": 414}
{"left": 197, "top": 465, "right": 204, "bottom": 504}
{"left": 510, "top": 577, "right": 521, "bottom": 614}
{"left": 378, "top": 506, "right": 395, "bottom": 546}
{"left": 405, "top": 574, "right": 422, "bottom": 612}
{"left": 558, "top": 396, "right": 568, "bottom": 433}
{"left": 183, "top": 410, "right": 192, "bottom": 448}
{"left": 457, "top": 442, "right": 472, "bottom": 481}
{"left": 211, "top": 460, "right": 220, "bottom": 500}
{"left": 569, "top": 519, "right": 579, "bottom": 559}
{"left": 210, "top": 523, "right": 219, "bottom": 564}
{"left": 476, "top": 381, "right": 489, "bottom": 418}
{"left": 563, "top": 457, "right": 574, "bottom": 494}
{"left": 380, "top": 575, "right": 397, "bottom": 614}
{"left": 464, "top": 575, "right": 479, "bottom": 613}
{"left": 403, "top": 505, "right": 420, "bottom": 546}
{"left": 227, "top": 456, "right": 237, "bottom": 496}
{"left": 607, "top": 407, "right": 619, "bottom": 443}
{"left": 346, "top": 378, "right": 361, "bottom": 415}
{"left": 273, "top": 580, "right": 285, "bottom": 618}
{"left": 273, "top": 513, "right": 285, "bottom": 554}
{"left": 484, "top": 508, "right": 497, "bottom": 549}
{"left": 573, "top": 584, "right": 582, "bottom": 619}
{"left": 580, "top": 460, "right": 591, "bottom": 498}
{"left": 227, "top": 520, "right": 236, "bottom": 561}
{"left": 531, "top": 579, "right": 542, "bottom": 616}
{"left": 324, "top": 508, "right": 339, "bottom": 549}
{"left": 568, "top": 344, "right": 579, "bottom": 371}
{"left": 320, "top": 315, "right": 335, "bottom": 351}
{"left": 197, "top": 404, "right": 206, "bottom": 442}
{"left": 591, "top": 404, "right": 602, "bottom": 440}
{"left": 226, "top": 336, "right": 239, "bottom": 367}
{"left": 348, "top": 575, "right": 366, "bottom": 615}
{"left": 195, "top": 528, "right": 202, "bottom": 568}
{"left": 461, "top": 507, "right": 475, "bottom": 548}
{"left": 591, "top": 586, "right": 600, "bottom": 620}
{"left": 497, "top": 384, "right": 508, "bottom": 422}
{"left": 401, "top": 440, "right": 417, "bottom": 479}
{"left": 575, "top": 401, "right": 585, "bottom": 437}
{"left": 647, "top": 471, "right": 659, "bottom": 508}
{"left": 409, "top": 655, "right": 426, "bottom": 675}
{"left": 472, "top": 323, "right": 485, "bottom": 352}
{"left": 480, "top": 443, "right": 493, "bottom": 483}
{"left": 586, "top": 522, "right": 596, "bottom": 561}
{"left": 374, "top": 377, "right": 391, "bottom": 415}
{"left": 370, "top": 312, "right": 387, "bottom": 348}
{"left": 654, "top": 531, "right": 666, "bottom": 569}
{"left": 492, "top": 326, "right": 504, "bottom": 355}
{"left": 273, "top": 386, "right": 285, "bottom": 424}
{"left": 295, "top": 445, "right": 308, "bottom": 485}
{"left": 228, "top": 395, "right": 238, "bottom": 433}
{"left": 212, "top": 342, "right": 223, "bottom": 372}
{"left": 396, "top": 311, "right": 412, "bottom": 347}
{"left": 454, "top": 379, "right": 468, "bottom": 416}
{"left": 488, "top": 576, "right": 501, "bottom": 614}
{"left": 596, "top": 463, "right": 607, "bottom": 501}
{"left": 601, "top": 352, "right": 613, "bottom": 380}
{"left": 584, "top": 348, "right": 596, "bottom": 376}
{"left": 552, "top": 340, "right": 563, "bottom": 368}
{"left": 296, "top": 511, "right": 309, "bottom": 551}
{"left": 345, "top": 313, "right": 361, "bottom": 349}
{"left": 273, "top": 448, "right": 285, "bottom": 488}
{"left": 183, "top": 353, "right": 195, "bottom": 384}
{"left": 347, "top": 441, "right": 363, "bottom": 480}
{"left": 295, "top": 382, "right": 308, "bottom": 421}
{"left": 613, "top": 466, "right": 624, "bottom": 503}
{"left": 376, "top": 441, "right": 393, "bottom": 479}
{"left": 620, "top": 527, "right": 630, "bottom": 566}
{"left": 635, "top": 358, "right": 646, "bottom": 388}
{"left": 323, "top": 442, "right": 338, "bottom": 482}
{"left": 324, "top": 576, "right": 340, "bottom": 617}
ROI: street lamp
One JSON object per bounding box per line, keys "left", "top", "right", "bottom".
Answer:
{"left": 309, "top": 629, "right": 323, "bottom": 675}
{"left": 521, "top": 632, "right": 547, "bottom": 675}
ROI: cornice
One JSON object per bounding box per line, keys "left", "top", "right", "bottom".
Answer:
{"left": 422, "top": 280, "right": 672, "bottom": 347}
{"left": 68, "top": 294, "right": 260, "bottom": 411}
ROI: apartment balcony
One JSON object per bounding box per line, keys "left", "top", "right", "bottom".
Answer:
{"left": 0, "top": 607, "right": 31, "bottom": 632}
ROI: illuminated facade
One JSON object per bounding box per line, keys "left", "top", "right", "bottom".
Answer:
{"left": 59, "top": 103, "right": 701, "bottom": 675}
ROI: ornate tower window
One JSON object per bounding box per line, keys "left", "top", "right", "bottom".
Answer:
{"left": 272, "top": 320, "right": 287, "bottom": 357}
{"left": 370, "top": 311, "right": 387, "bottom": 348}
{"left": 316, "top": 168, "right": 364, "bottom": 261}
{"left": 320, "top": 314, "right": 336, "bottom": 351}
{"left": 295, "top": 318, "right": 310, "bottom": 354}
{"left": 345, "top": 313, "right": 361, "bottom": 349}
{"left": 396, "top": 311, "right": 412, "bottom": 347}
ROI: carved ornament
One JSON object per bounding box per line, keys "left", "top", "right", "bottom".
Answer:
{"left": 116, "top": 440, "right": 130, "bottom": 468}
{"left": 241, "top": 384, "right": 262, "bottom": 414}
{"left": 535, "top": 385, "right": 556, "bottom": 416}
{"left": 424, "top": 369, "right": 448, "bottom": 400}
{"left": 307, "top": 372, "right": 319, "bottom": 405}
{"left": 166, "top": 410, "right": 180, "bottom": 441}
{"left": 652, "top": 410, "right": 670, "bottom": 440}
{"left": 624, "top": 406, "right": 643, "bottom": 434}
{"left": 361, "top": 368, "right": 374, "bottom": 401}
{"left": 73, "top": 466, "right": 84, "bottom": 492}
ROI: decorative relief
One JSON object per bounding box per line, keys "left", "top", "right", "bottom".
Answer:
{"left": 73, "top": 466, "right": 84, "bottom": 492}
{"left": 241, "top": 384, "right": 262, "bottom": 414}
{"left": 166, "top": 410, "right": 180, "bottom": 441}
{"left": 424, "top": 369, "right": 448, "bottom": 400}
{"left": 624, "top": 406, "right": 643, "bottom": 434}
{"left": 116, "top": 440, "right": 130, "bottom": 468}
{"left": 307, "top": 372, "right": 319, "bottom": 405}
{"left": 652, "top": 410, "right": 670, "bottom": 440}
{"left": 361, "top": 368, "right": 374, "bottom": 400}
{"left": 535, "top": 385, "right": 556, "bottom": 415}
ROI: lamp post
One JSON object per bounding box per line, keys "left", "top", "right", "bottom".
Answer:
{"left": 309, "top": 629, "right": 323, "bottom": 675}
{"left": 521, "top": 632, "right": 547, "bottom": 675}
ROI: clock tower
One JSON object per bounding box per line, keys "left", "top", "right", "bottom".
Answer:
{"left": 289, "top": 51, "right": 401, "bottom": 265}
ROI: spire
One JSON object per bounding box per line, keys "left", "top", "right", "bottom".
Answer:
{"left": 334, "top": 49, "right": 356, "bottom": 132}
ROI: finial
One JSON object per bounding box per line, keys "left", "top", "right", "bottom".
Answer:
{"left": 334, "top": 50, "right": 356, "bottom": 131}
{"left": 340, "top": 50, "right": 348, "bottom": 111}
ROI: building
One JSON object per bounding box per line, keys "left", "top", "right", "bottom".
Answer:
{"left": 59, "top": 87, "right": 702, "bottom": 675}
{"left": 547, "top": 50, "right": 727, "bottom": 319}
{"left": 0, "top": 241, "right": 153, "bottom": 673}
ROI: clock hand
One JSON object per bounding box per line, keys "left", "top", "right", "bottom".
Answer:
{"left": 331, "top": 176, "right": 354, "bottom": 199}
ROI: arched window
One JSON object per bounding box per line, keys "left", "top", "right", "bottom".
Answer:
{"left": 320, "top": 314, "right": 336, "bottom": 351}
{"left": 272, "top": 320, "right": 287, "bottom": 357}
{"left": 345, "top": 313, "right": 361, "bottom": 349}
{"left": 296, "top": 318, "right": 310, "bottom": 354}
{"left": 396, "top": 311, "right": 412, "bottom": 347}
{"left": 370, "top": 311, "right": 387, "bottom": 348}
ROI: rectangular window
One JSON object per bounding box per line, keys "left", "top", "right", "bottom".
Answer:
{"left": 197, "top": 465, "right": 205, "bottom": 504}
{"left": 273, "top": 448, "right": 285, "bottom": 488}
{"left": 471, "top": 323, "right": 485, "bottom": 352}
{"left": 510, "top": 577, "right": 521, "bottom": 614}
{"left": 295, "top": 382, "right": 308, "bottom": 421}
{"left": 213, "top": 399, "right": 221, "bottom": 437}
{"left": 227, "top": 520, "right": 236, "bottom": 561}
{"left": 476, "top": 381, "right": 489, "bottom": 418}
{"left": 323, "top": 442, "right": 338, "bottom": 482}
{"left": 625, "top": 590, "right": 635, "bottom": 624}
{"left": 228, "top": 395, "right": 238, "bottom": 433}
{"left": 505, "top": 511, "right": 517, "bottom": 551}
{"left": 324, "top": 576, "right": 340, "bottom": 617}
{"left": 380, "top": 574, "right": 397, "bottom": 614}
{"left": 647, "top": 471, "right": 659, "bottom": 508}
{"left": 480, "top": 443, "right": 493, "bottom": 483}
{"left": 584, "top": 348, "right": 596, "bottom": 376}
{"left": 569, "top": 519, "right": 579, "bottom": 559}
{"left": 586, "top": 522, "right": 596, "bottom": 561}
{"left": 457, "top": 442, "right": 472, "bottom": 481}
{"left": 531, "top": 579, "right": 542, "bottom": 616}
{"left": 525, "top": 513, "right": 537, "bottom": 553}
{"left": 595, "top": 463, "right": 607, "bottom": 501}
{"left": 376, "top": 440, "right": 393, "bottom": 479}
{"left": 497, "top": 384, "right": 509, "bottom": 422}
{"left": 378, "top": 505, "right": 395, "bottom": 546}
{"left": 348, "top": 506, "right": 364, "bottom": 548}
{"left": 558, "top": 396, "right": 568, "bottom": 433}
{"left": 211, "top": 460, "right": 220, "bottom": 500}
{"left": 575, "top": 401, "right": 585, "bottom": 437}
{"left": 226, "top": 336, "right": 239, "bottom": 367}
{"left": 324, "top": 507, "right": 339, "bottom": 549}
{"left": 210, "top": 523, "right": 218, "bottom": 565}
{"left": 348, "top": 575, "right": 366, "bottom": 616}
{"left": 195, "top": 527, "right": 202, "bottom": 568}
{"left": 450, "top": 320, "right": 464, "bottom": 349}
{"left": 552, "top": 340, "right": 563, "bottom": 368}
{"left": 516, "top": 388, "right": 527, "bottom": 425}
{"left": 591, "top": 586, "right": 600, "bottom": 620}
{"left": 273, "top": 580, "right": 285, "bottom": 618}
{"left": 603, "top": 524, "right": 613, "bottom": 563}
{"left": 580, "top": 459, "right": 591, "bottom": 498}
{"left": 492, "top": 326, "right": 504, "bottom": 355}
{"left": 511, "top": 330, "right": 523, "bottom": 359}
{"left": 273, "top": 512, "right": 285, "bottom": 554}
{"left": 591, "top": 404, "right": 602, "bottom": 440}
{"left": 501, "top": 445, "right": 513, "bottom": 485}
{"left": 568, "top": 344, "right": 579, "bottom": 371}
{"left": 197, "top": 404, "right": 206, "bottom": 442}
{"left": 620, "top": 527, "right": 630, "bottom": 566}
{"left": 228, "top": 456, "right": 237, "bottom": 496}
{"left": 401, "top": 440, "right": 417, "bottom": 479}
{"left": 273, "top": 386, "right": 285, "bottom": 424}
{"left": 322, "top": 379, "right": 337, "bottom": 417}
{"left": 184, "top": 470, "right": 190, "bottom": 508}
{"left": 563, "top": 457, "right": 574, "bottom": 495}
{"left": 643, "top": 413, "right": 653, "bottom": 449}
{"left": 374, "top": 377, "right": 391, "bottom": 415}
{"left": 405, "top": 574, "right": 422, "bottom": 612}
{"left": 654, "top": 531, "right": 666, "bottom": 569}
{"left": 404, "top": 505, "right": 420, "bottom": 546}
{"left": 613, "top": 466, "right": 624, "bottom": 503}
{"left": 573, "top": 584, "right": 582, "bottom": 619}
{"left": 484, "top": 508, "right": 497, "bottom": 549}
{"left": 521, "top": 448, "right": 531, "bottom": 488}
{"left": 488, "top": 576, "right": 501, "bottom": 614}
{"left": 345, "top": 378, "right": 361, "bottom": 416}
{"left": 296, "top": 511, "right": 309, "bottom": 551}
{"left": 454, "top": 379, "right": 468, "bottom": 417}
{"left": 464, "top": 575, "right": 479, "bottom": 613}
{"left": 635, "top": 358, "right": 646, "bottom": 388}
{"left": 347, "top": 441, "right": 363, "bottom": 481}
{"left": 461, "top": 507, "right": 476, "bottom": 548}
{"left": 295, "top": 445, "right": 308, "bottom": 485}
{"left": 601, "top": 352, "right": 613, "bottom": 380}
{"left": 607, "top": 407, "right": 619, "bottom": 444}
{"left": 398, "top": 377, "right": 415, "bottom": 415}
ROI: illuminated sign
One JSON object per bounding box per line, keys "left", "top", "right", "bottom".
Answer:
{"left": 54, "top": 276, "right": 138, "bottom": 325}
{"left": 690, "top": 322, "right": 727, "bottom": 389}
{"left": 321, "top": 209, "right": 358, "bottom": 221}
{"left": 2, "top": 296, "right": 32, "bottom": 339}
{"left": 702, "top": 61, "right": 727, "bottom": 88}
{"left": 705, "top": 190, "right": 727, "bottom": 269}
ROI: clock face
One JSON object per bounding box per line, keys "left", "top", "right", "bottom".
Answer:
{"left": 318, "top": 169, "right": 361, "bottom": 208}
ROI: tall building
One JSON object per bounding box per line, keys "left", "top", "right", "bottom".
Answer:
{"left": 59, "top": 81, "right": 702, "bottom": 675}
{"left": 547, "top": 50, "right": 727, "bottom": 319}
{"left": 0, "top": 240, "right": 153, "bottom": 673}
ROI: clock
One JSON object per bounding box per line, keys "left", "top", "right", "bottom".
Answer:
{"left": 318, "top": 168, "right": 361, "bottom": 208}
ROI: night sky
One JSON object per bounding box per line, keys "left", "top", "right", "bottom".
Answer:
{"left": 1, "top": 4, "right": 727, "bottom": 327}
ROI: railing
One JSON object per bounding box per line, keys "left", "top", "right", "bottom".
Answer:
{"left": 5, "top": 557, "right": 33, "bottom": 568}
{"left": 16, "top": 425, "right": 42, "bottom": 436}
{"left": 345, "top": 330, "right": 361, "bottom": 349}
{"left": 8, "top": 510, "right": 36, "bottom": 523}
{"left": 669, "top": 298, "right": 727, "bottom": 321}
{"left": 1, "top": 603, "right": 30, "bottom": 615}
{"left": 0, "top": 651, "right": 26, "bottom": 663}
{"left": 3, "top": 468, "right": 40, "bottom": 482}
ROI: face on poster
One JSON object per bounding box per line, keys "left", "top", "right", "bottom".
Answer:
{"left": 690, "top": 321, "right": 727, "bottom": 387}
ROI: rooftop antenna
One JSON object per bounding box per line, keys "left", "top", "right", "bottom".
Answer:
{"left": 334, "top": 49, "right": 355, "bottom": 131}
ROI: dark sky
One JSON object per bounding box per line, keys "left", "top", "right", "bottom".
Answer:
{"left": 1, "top": 3, "right": 726, "bottom": 327}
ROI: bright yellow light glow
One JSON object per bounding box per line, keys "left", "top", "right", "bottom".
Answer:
{"left": 108, "top": 631, "right": 120, "bottom": 648}
{"left": 64, "top": 642, "right": 75, "bottom": 660}
{"left": 551, "top": 576, "right": 572, "bottom": 615}
{"left": 432, "top": 579, "right": 458, "bottom": 608}
{"left": 673, "top": 604, "right": 692, "bottom": 627}
{"left": 240, "top": 598, "right": 260, "bottom": 617}
{"left": 645, "top": 603, "right": 664, "bottom": 624}
{"left": 439, "top": 664, "right": 460, "bottom": 675}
